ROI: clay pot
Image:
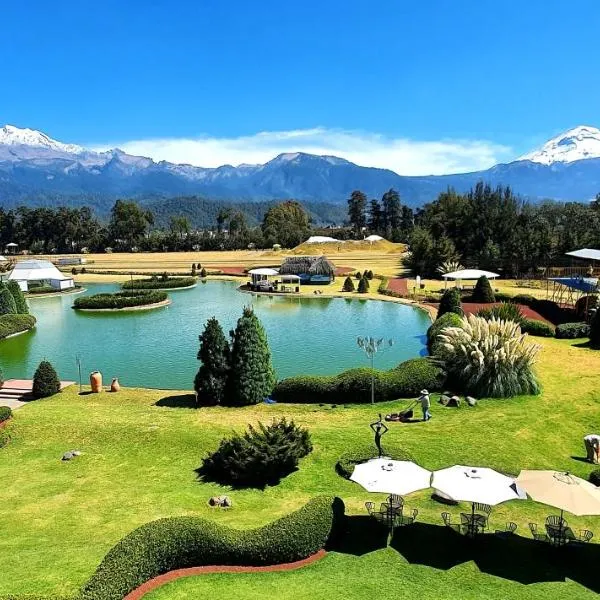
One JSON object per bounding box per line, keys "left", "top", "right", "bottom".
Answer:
{"left": 90, "top": 371, "right": 103, "bottom": 393}
{"left": 110, "top": 377, "right": 120, "bottom": 393}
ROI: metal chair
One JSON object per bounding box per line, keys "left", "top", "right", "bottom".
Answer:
{"left": 529, "top": 522, "right": 550, "bottom": 543}
{"left": 398, "top": 508, "right": 418, "bottom": 526}
{"left": 545, "top": 515, "right": 567, "bottom": 528}
{"left": 365, "top": 501, "right": 375, "bottom": 516}
{"left": 495, "top": 522, "right": 517, "bottom": 536}
{"left": 579, "top": 529, "right": 594, "bottom": 543}
{"left": 388, "top": 494, "right": 404, "bottom": 510}
{"left": 442, "top": 512, "right": 462, "bottom": 534}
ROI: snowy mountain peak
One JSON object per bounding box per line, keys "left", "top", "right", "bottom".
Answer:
{"left": 519, "top": 125, "right": 600, "bottom": 165}
{"left": 0, "top": 124, "right": 84, "bottom": 154}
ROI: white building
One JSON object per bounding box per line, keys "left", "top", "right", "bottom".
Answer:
{"left": 8, "top": 259, "right": 75, "bottom": 292}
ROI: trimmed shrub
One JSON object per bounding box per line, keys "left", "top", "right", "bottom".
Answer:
{"left": 366, "top": 270, "right": 374, "bottom": 280}
{"left": 198, "top": 418, "right": 312, "bottom": 487}
{"left": 32, "top": 360, "right": 60, "bottom": 399}
{"left": 0, "top": 314, "right": 36, "bottom": 340}
{"left": 521, "top": 319, "right": 554, "bottom": 337}
{"left": 342, "top": 276, "right": 355, "bottom": 292}
{"left": 121, "top": 277, "right": 196, "bottom": 290}
{"left": 194, "top": 317, "right": 230, "bottom": 406}
{"left": 0, "top": 284, "right": 17, "bottom": 316}
{"left": 200, "top": 267, "right": 207, "bottom": 278}
{"left": 355, "top": 271, "right": 362, "bottom": 280}
{"left": 73, "top": 290, "right": 167, "bottom": 310}
{"left": 80, "top": 496, "right": 340, "bottom": 600}
{"left": 7, "top": 281, "right": 28, "bottom": 314}
{"left": 477, "top": 302, "right": 525, "bottom": 325}
{"left": 472, "top": 275, "right": 495, "bottom": 303}
{"left": 511, "top": 294, "right": 537, "bottom": 306}
{"left": 26, "top": 285, "right": 57, "bottom": 294}
{"left": 336, "top": 443, "right": 414, "bottom": 479}
{"left": 427, "top": 311, "right": 463, "bottom": 355}
{"left": 437, "top": 288, "right": 462, "bottom": 318}
{"left": 357, "top": 277, "right": 369, "bottom": 293}
{"left": 589, "top": 310, "right": 600, "bottom": 349}
{"left": 191, "top": 264, "right": 197, "bottom": 276}
{"left": 271, "top": 357, "right": 445, "bottom": 404}
{"left": 555, "top": 322, "right": 590, "bottom": 339}
{"left": 589, "top": 469, "right": 600, "bottom": 487}
{"left": 0, "top": 406, "right": 11, "bottom": 423}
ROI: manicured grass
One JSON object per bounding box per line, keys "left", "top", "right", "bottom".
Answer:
{"left": 0, "top": 337, "right": 599, "bottom": 597}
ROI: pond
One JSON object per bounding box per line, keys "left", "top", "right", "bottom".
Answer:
{"left": 0, "top": 281, "right": 430, "bottom": 390}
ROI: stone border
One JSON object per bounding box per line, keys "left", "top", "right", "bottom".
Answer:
{"left": 73, "top": 298, "right": 172, "bottom": 312}
{"left": 123, "top": 550, "right": 327, "bottom": 600}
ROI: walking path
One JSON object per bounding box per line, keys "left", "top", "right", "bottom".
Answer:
{"left": 461, "top": 303, "right": 550, "bottom": 323}
{"left": 0, "top": 379, "right": 75, "bottom": 409}
{"left": 123, "top": 550, "right": 327, "bottom": 600}
{"left": 386, "top": 277, "right": 409, "bottom": 295}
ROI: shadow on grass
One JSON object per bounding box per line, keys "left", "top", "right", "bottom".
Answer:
{"left": 155, "top": 394, "right": 197, "bottom": 408}
{"left": 327, "top": 515, "right": 389, "bottom": 556}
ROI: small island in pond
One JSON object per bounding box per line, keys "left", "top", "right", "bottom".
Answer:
{"left": 72, "top": 290, "right": 170, "bottom": 311}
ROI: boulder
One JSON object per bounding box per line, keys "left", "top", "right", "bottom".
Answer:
{"left": 72, "top": 450, "right": 82, "bottom": 456}
{"left": 447, "top": 396, "right": 461, "bottom": 408}
{"left": 466, "top": 396, "right": 477, "bottom": 407}
{"left": 439, "top": 394, "right": 451, "bottom": 406}
{"left": 62, "top": 451, "right": 74, "bottom": 461}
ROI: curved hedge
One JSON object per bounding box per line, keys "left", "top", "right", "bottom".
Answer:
{"left": 0, "top": 314, "right": 37, "bottom": 340}
{"left": 80, "top": 495, "right": 341, "bottom": 600}
{"left": 0, "top": 406, "right": 12, "bottom": 424}
{"left": 121, "top": 277, "right": 197, "bottom": 290}
{"left": 336, "top": 443, "right": 414, "bottom": 479}
{"left": 73, "top": 290, "right": 168, "bottom": 310}
{"left": 521, "top": 319, "right": 554, "bottom": 337}
{"left": 272, "top": 357, "right": 445, "bottom": 404}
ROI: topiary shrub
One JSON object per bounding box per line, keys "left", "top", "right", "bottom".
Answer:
{"left": 336, "top": 443, "right": 414, "bottom": 479}
{"left": 32, "top": 360, "right": 61, "bottom": 399}
{"left": 0, "top": 283, "right": 17, "bottom": 316}
{"left": 472, "top": 275, "right": 495, "bottom": 303}
{"left": 366, "top": 270, "right": 374, "bottom": 280}
{"left": 437, "top": 288, "right": 462, "bottom": 319}
{"left": 438, "top": 314, "right": 541, "bottom": 398}
{"left": 80, "top": 495, "right": 341, "bottom": 600}
{"left": 0, "top": 406, "right": 11, "bottom": 423}
{"left": 589, "top": 310, "right": 600, "bottom": 349}
{"left": 477, "top": 302, "right": 525, "bottom": 325}
{"left": 427, "top": 311, "right": 463, "bottom": 355}
{"left": 0, "top": 314, "right": 37, "bottom": 340}
{"left": 6, "top": 280, "right": 28, "bottom": 314}
{"left": 342, "top": 276, "right": 355, "bottom": 292}
{"left": 521, "top": 319, "right": 554, "bottom": 337}
{"left": 555, "top": 322, "right": 590, "bottom": 339}
{"left": 197, "top": 418, "right": 312, "bottom": 487}
{"left": 200, "top": 267, "right": 207, "bottom": 278}
{"left": 191, "top": 264, "right": 197, "bottom": 276}
{"left": 589, "top": 469, "right": 600, "bottom": 487}
{"left": 357, "top": 277, "right": 369, "bottom": 293}
{"left": 355, "top": 271, "right": 362, "bottom": 280}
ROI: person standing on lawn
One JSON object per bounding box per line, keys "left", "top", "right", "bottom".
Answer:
{"left": 419, "top": 389, "right": 432, "bottom": 421}
{"left": 584, "top": 433, "right": 600, "bottom": 463}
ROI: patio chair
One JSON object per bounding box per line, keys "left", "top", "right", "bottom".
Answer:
{"left": 578, "top": 529, "right": 594, "bottom": 543}
{"left": 376, "top": 503, "right": 399, "bottom": 531}
{"left": 495, "top": 522, "right": 518, "bottom": 535}
{"left": 529, "top": 523, "right": 550, "bottom": 543}
{"left": 442, "top": 512, "right": 463, "bottom": 534}
{"left": 398, "top": 508, "right": 418, "bottom": 526}
{"left": 545, "top": 515, "right": 567, "bottom": 528}
{"left": 387, "top": 494, "right": 404, "bottom": 510}
{"left": 365, "top": 501, "right": 376, "bottom": 516}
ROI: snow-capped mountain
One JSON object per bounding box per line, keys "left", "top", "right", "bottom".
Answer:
{"left": 2, "top": 123, "right": 600, "bottom": 210}
{"left": 519, "top": 125, "right": 600, "bottom": 165}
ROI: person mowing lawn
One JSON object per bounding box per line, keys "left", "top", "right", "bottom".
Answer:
{"left": 419, "top": 389, "right": 432, "bottom": 422}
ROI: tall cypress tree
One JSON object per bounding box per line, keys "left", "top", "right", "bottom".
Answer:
{"left": 194, "top": 317, "right": 231, "bottom": 406}
{"left": 225, "top": 307, "right": 275, "bottom": 406}
{"left": 437, "top": 288, "right": 462, "bottom": 319}
{"left": 472, "top": 275, "right": 495, "bottom": 303}
{"left": 7, "top": 280, "right": 28, "bottom": 314}
{"left": 0, "top": 283, "right": 17, "bottom": 316}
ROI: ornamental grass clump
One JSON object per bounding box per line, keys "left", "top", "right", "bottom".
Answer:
{"left": 477, "top": 302, "right": 525, "bottom": 325}
{"left": 438, "top": 314, "right": 541, "bottom": 398}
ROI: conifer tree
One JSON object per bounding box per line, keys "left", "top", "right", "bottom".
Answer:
{"left": 358, "top": 276, "right": 369, "bottom": 293}
{"left": 7, "top": 280, "right": 28, "bottom": 314}
{"left": 0, "top": 283, "right": 17, "bottom": 316}
{"left": 472, "top": 275, "right": 495, "bottom": 303}
{"left": 437, "top": 288, "right": 462, "bottom": 318}
{"left": 194, "top": 317, "right": 230, "bottom": 406}
{"left": 342, "top": 276, "right": 355, "bottom": 292}
{"left": 32, "top": 360, "right": 60, "bottom": 399}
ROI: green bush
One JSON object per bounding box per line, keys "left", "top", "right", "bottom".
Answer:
{"left": 555, "top": 322, "right": 590, "bottom": 339}
{"left": 32, "top": 360, "right": 60, "bottom": 399}
{"left": 437, "top": 288, "right": 462, "bottom": 318}
{"left": 0, "top": 406, "right": 12, "bottom": 423}
{"left": 26, "top": 284, "right": 56, "bottom": 294}
{"left": 198, "top": 418, "right": 312, "bottom": 487}
{"left": 511, "top": 294, "right": 537, "bottom": 306}
{"left": 200, "top": 267, "right": 207, "bottom": 278}
{"left": 336, "top": 443, "right": 414, "bottom": 479}
{"left": 6, "top": 281, "right": 28, "bottom": 314}
{"left": 589, "top": 469, "right": 600, "bottom": 487}
{"left": 0, "top": 314, "right": 37, "bottom": 340}
{"left": 342, "top": 276, "right": 355, "bottom": 292}
{"left": 80, "top": 496, "right": 341, "bottom": 600}
{"left": 521, "top": 319, "right": 554, "bottom": 337}
{"left": 357, "top": 277, "right": 369, "bottom": 293}
{"left": 427, "top": 312, "right": 463, "bottom": 354}
{"left": 590, "top": 310, "right": 600, "bottom": 349}
{"left": 272, "top": 357, "right": 445, "bottom": 404}
{"left": 121, "top": 277, "right": 196, "bottom": 290}
{"left": 477, "top": 302, "right": 525, "bottom": 325}
{"left": 73, "top": 290, "right": 167, "bottom": 310}
{"left": 0, "top": 284, "right": 17, "bottom": 315}
{"left": 472, "top": 276, "right": 495, "bottom": 303}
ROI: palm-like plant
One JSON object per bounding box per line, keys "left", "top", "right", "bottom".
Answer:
{"left": 436, "top": 260, "right": 465, "bottom": 275}
{"left": 438, "top": 314, "right": 541, "bottom": 398}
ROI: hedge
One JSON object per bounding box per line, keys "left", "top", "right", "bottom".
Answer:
{"left": 73, "top": 290, "right": 168, "bottom": 310}
{"left": 555, "top": 322, "right": 590, "bottom": 339}
{"left": 336, "top": 443, "right": 414, "bottom": 479}
{"left": 0, "top": 406, "right": 12, "bottom": 423}
{"left": 271, "top": 357, "right": 445, "bottom": 404}
{"left": 0, "top": 314, "right": 37, "bottom": 340}
{"left": 121, "top": 277, "right": 197, "bottom": 290}
{"left": 26, "top": 285, "right": 57, "bottom": 295}
{"left": 521, "top": 319, "right": 554, "bottom": 337}
{"left": 80, "top": 495, "right": 342, "bottom": 600}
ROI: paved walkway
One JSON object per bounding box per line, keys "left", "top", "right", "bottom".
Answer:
{"left": 0, "top": 379, "right": 75, "bottom": 409}
{"left": 386, "top": 277, "right": 409, "bottom": 295}
{"left": 461, "top": 303, "right": 550, "bottom": 324}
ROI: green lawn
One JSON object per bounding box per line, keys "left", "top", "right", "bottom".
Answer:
{"left": 1, "top": 337, "right": 599, "bottom": 597}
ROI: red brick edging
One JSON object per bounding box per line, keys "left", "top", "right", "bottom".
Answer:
{"left": 124, "top": 549, "right": 327, "bottom": 600}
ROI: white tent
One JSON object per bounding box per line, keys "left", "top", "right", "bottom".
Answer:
{"left": 364, "top": 234, "right": 385, "bottom": 242}
{"left": 8, "top": 259, "right": 75, "bottom": 292}
{"left": 248, "top": 267, "right": 279, "bottom": 286}
{"left": 304, "top": 236, "right": 343, "bottom": 244}
{"left": 442, "top": 269, "right": 499, "bottom": 280}
{"left": 565, "top": 248, "right": 600, "bottom": 261}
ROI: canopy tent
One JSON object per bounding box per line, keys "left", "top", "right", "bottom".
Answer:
{"left": 0, "top": 255, "right": 7, "bottom": 262}
{"left": 350, "top": 458, "right": 431, "bottom": 496}
{"left": 548, "top": 277, "right": 598, "bottom": 294}
{"left": 565, "top": 248, "right": 600, "bottom": 262}
{"left": 304, "top": 236, "right": 342, "bottom": 244}
{"left": 248, "top": 267, "right": 279, "bottom": 287}
{"left": 442, "top": 269, "right": 499, "bottom": 280}
{"left": 8, "top": 259, "right": 75, "bottom": 292}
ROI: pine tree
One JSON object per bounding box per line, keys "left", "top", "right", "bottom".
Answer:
{"left": 32, "top": 360, "right": 60, "bottom": 399}
{"left": 0, "top": 283, "right": 17, "bottom": 316}
{"left": 7, "top": 281, "right": 28, "bottom": 314}
{"left": 437, "top": 288, "right": 462, "bottom": 318}
{"left": 347, "top": 190, "right": 367, "bottom": 235}
{"left": 225, "top": 307, "right": 275, "bottom": 406}
{"left": 194, "top": 317, "right": 231, "bottom": 406}
{"left": 472, "top": 275, "right": 495, "bottom": 303}
{"left": 342, "top": 276, "right": 355, "bottom": 292}
{"left": 200, "top": 267, "right": 207, "bottom": 278}
{"left": 358, "top": 277, "right": 369, "bottom": 293}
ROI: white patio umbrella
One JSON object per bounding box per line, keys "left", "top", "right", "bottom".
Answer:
{"left": 350, "top": 458, "right": 431, "bottom": 496}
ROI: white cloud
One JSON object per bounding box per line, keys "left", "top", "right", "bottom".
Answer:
{"left": 91, "top": 127, "right": 513, "bottom": 176}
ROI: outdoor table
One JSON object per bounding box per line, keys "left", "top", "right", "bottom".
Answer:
{"left": 546, "top": 524, "right": 577, "bottom": 547}
{"left": 460, "top": 513, "right": 487, "bottom": 537}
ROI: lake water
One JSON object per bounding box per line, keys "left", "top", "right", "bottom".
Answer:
{"left": 0, "top": 281, "right": 430, "bottom": 389}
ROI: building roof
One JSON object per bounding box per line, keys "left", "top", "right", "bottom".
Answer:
{"left": 8, "top": 259, "right": 71, "bottom": 281}
{"left": 280, "top": 255, "right": 335, "bottom": 276}
{"left": 442, "top": 269, "right": 499, "bottom": 280}
{"left": 248, "top": 268, "right": 279, "bottom": 276}
{"left": 565, "top": 248, "right": 600, "bottom": 261}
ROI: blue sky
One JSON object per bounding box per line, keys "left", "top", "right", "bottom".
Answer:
{"left": 3, "top": 0, "right": 600, "bottom": 174}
